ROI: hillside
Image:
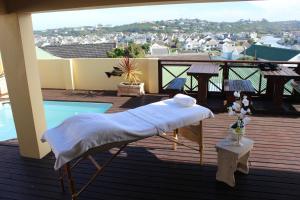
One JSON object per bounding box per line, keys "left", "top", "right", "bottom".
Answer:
{"left": 105, "top": 19, "right": 300, "bottom": 34}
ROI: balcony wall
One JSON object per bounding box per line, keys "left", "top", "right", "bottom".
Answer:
{"left": 38, "top": 58, "right": 159, "bottom": 93}
{"left": 38, "top": 59, "right": 71, "bottom": 89}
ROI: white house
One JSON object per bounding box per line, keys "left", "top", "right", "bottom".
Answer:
{"left": 184, "top": 39, "right": 202, "bottom": 50}
{"left": 222, "top": 42, "right": 234, "bottom": 59}
{"left": 250, "top": 32, "right": 258, "bottom": 39}
{"left": 203, "top": 39, "right": 218, "bottom": 51}
{"left": 150, "top": 43, "right": 170, "bottom": 56}
{"left": 223, "top": 38, "right": 232, "bottom": 43}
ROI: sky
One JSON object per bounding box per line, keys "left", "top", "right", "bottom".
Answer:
{"left": 32, "top": 0, "right": 300, "bottom": 30}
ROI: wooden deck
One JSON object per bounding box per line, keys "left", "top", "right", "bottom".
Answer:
{"left": 0, "top": 89, "right": 300, "bottom": 200}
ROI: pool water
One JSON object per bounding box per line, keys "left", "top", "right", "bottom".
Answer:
{"left": 0, "top": 101, "right": 112, "bottom": 141}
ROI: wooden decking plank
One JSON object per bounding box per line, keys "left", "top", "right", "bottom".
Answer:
{"left": 0, "top": 90, "right": 299, "bottom": 200}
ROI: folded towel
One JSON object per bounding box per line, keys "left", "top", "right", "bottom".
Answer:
{"left": 173, "top": 94, "right": 196, "bottom": 107}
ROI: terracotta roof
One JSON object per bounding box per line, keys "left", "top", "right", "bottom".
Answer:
{"left": 41, "top": 43, "right": 116, "bottom": 58}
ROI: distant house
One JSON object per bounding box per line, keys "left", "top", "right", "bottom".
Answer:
{"left": 41, "top": 43, "right": 117, "bottom": 58}
{"left": 222, "top": 43, "right": 235, "bottom": 59}
{"left": 184, "top": 39, "right": 201, "bottom": 50}
{"left": 150, "top": 43, "right": 170, "bottom": 56}
{"left": 242, "top": 44, "right": 300, "bottom": 61}
{"left": 223, "top": 38, "right": 232, "bottom": 43}
{"left": 203, "top": 39, "right": 218, "bottom": 51}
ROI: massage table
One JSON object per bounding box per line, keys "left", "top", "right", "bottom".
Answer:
{"left": 42, "top": 97, "right": 214, "bottom": 200}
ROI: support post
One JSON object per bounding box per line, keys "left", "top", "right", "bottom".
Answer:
{"left": 158, "top": 59, "right": 163, "bottom": 93}
{"left": 0, "top": 13, "right": 50, "bottom": 158}
{"left": 222, "top": 62, "right": 229, "bottom": 94}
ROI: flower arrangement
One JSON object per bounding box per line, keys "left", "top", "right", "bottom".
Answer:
{"left": 228, "top": 91, "right": 251, "bottom": 137}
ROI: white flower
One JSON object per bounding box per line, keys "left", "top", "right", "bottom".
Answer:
{"left": 228, "top": 110, "right": 235, "bottom": 116}
{"left": 242, "top": 98, "right": 249, "bottom": 107}
{"left": 241, "top": 108, "right": 247, "bottom": 115}
{"left": 234, "top": 91, "right": 240, "bottom": 98}
{"left": 243, "top": 117, "right": 251, "bottom": 126}
{"left": 232, "top": 104, "right": 237, "bottom": 110}
{"left": 228, "top": 107, "right": 235, "bottom": 115}
{"left": 232, "top": 102, "right": 241, "bottom": 111}
{"left": 247, "top": 108, "right": 251, "bottom": 114}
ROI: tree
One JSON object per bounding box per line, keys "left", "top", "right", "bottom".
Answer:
{"left": 126, "top": 43, "right": 145, "bottom": 58}
{"left": 106, "top": 43, "right": 145, "bottom": 58}
{"left": 106, "top": 48, "right": 125, "bottom": 58}
{"left": 141, "top": 43, "right": 150, "bottom": 54}
{"left": 247, "top": 38, "right": 255, "bottom": 45}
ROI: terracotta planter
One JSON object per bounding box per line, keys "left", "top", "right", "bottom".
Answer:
{"left": 117, "top": 82, "right": 145, "bottom": 97}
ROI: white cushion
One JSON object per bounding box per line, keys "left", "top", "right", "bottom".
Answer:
{"left": 173, "top": 93, "right": 196, "bottom": 107}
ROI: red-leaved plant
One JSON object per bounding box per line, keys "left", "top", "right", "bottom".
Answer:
{"left": 118, "top": 57, "right": 142, "bottom": 84}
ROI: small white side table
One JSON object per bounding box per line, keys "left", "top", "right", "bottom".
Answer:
{"left": 215, "top": 137, "right": 254, "bottom": 187}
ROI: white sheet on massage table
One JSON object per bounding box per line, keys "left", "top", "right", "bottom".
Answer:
{"left": 41, "top": 99, "right": 214, "bottom": 170}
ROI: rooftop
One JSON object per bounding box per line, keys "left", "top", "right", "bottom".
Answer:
{"left": 243, "top": 44, "right": 300, "bottom": 61}
{"left": 41, "top": 43, "right": 117, "bottom": 58}
{"left": 0, "top": 90, "right": 299, "bottom": 200}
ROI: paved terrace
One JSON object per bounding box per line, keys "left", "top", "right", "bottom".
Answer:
{"left": 0, "top": 89, "right": 300, "bottom": 200}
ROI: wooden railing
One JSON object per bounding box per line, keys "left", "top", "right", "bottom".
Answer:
{"left": 158, "top": 59, "right": 300, "bottom": 96}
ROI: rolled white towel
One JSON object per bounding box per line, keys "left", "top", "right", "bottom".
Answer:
{"left": 173, "top": 93, "right": 196, "bottom": 107}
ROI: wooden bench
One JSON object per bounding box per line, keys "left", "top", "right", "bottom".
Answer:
{"left": 165, "top": 78, "right": 186, "bottom": 97}
{"left": 224, "top": 80, "right": 255, "bottom": 104}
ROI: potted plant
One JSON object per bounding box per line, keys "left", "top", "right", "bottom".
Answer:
{"left": 227, "top": 91, "right": 251, "bottom": 146}
{"left": 117, "top": 57, "right": 145, "bottom": 96}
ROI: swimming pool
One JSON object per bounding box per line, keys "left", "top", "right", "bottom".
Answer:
{"left": 0, "top": 101, "right": 112, "bottom": 141}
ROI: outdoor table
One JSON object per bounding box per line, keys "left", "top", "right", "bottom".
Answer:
{"left": 224, "top": 80, "right": 255, "bottom": 105}
{"left": 260, "top": 66, "right": 300, "bottom": 107}
{"left": 187, "top": 63, "right": 219, "bottom": 105}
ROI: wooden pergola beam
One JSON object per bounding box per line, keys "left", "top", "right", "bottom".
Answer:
{"left": 4, "top": 0, "right": 257, "bottom": 13}
{"left": 0, "top": 0, "right": 7, "bottom": 14}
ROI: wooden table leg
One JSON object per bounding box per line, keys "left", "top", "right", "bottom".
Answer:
{"left": 173, "top": 129, "right": 178, "bottom": 150}
{"left": 265, "top": 78, "right": 275, "bottom": 98}
{"left": 273, "top": 78, "right": 285, "bottom": 107}
{"left": 65, "top": 163, "right": 78, "bottom": 200}
{"left": 197, "top": 75, "right": 208, "bottom": 105}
